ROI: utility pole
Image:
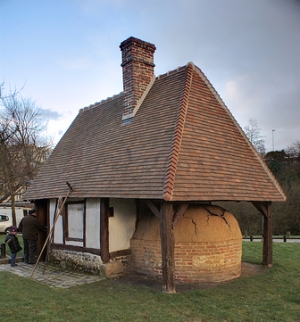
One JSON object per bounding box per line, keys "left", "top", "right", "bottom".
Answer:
{"left": 272, "top": 129, "right": 275, "bottom": 151}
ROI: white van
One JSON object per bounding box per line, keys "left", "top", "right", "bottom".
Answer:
{"left": 0, "top": 207, "right": 31, "bottom": 233}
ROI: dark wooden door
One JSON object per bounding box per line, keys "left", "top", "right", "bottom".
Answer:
{"left": 35, "top": 199, "right": 48, "bottom": 261}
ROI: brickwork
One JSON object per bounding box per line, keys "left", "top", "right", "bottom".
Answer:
{"left": 120, "top": 37, "right": 156, "bottom": 117}
{"left": 174, "top": 240, "right": 241, "bottom": 282}
{"left": 130, "top": 238, "right": 241, "bottom": 283}
{"left": 130, "top": 239, "right": 162, "bottom": 277}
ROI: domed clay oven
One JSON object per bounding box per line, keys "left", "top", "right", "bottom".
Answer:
{"left": 130, "top": 205, "right": 242, "bottom": 283}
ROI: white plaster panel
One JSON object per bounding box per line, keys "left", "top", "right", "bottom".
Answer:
{"left": 85, "top": 198, "right": 100, "bottom": 249}
{"left": 50, "top": 199, "right": 64, "bottom": 244}
{"left": 109, "top": 199, "right": 137, "bottom": 252}
{"left": 67, "top": 203, "right": 84, "bottom": 239}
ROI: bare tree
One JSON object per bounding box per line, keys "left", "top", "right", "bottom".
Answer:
{"left": 0, "top": 84, "right": 52, "bottom": 225}
{"left": 244, "top": 119, "right": 266, "bottom": 156}
{"left": 285, "top": 141, "right": 300, "bottom": 159}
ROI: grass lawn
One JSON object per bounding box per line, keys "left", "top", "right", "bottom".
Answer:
{"left": 0, "top": 241, "right": 299, "bottom": 321}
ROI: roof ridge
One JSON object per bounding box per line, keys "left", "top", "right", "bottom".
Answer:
{"left": 163, "top": 63, "right": 194, "bottom": 201}
{"left": 79, "top": 92, "right": 124, "bottom": 113}
{"left": 156, "top": 65, "right": 187, "bottom": 80}
{"left": 191, "top": 63, "right": 286, "bottom": 201}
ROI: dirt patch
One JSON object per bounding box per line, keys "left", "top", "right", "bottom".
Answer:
{"left": 241, "top": 262, "right": 267, "bottom": 277}
{"left": 111, "top": 262, "right": 267, "bottom": 293}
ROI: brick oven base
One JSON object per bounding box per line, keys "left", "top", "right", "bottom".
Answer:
{"left": 130, "top": 205, "right": 242, "bottom": 283}
{"left": 130, "top": 239, "right": 241, "bottom": 283}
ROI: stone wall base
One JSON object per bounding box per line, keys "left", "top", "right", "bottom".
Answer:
{"left": 49, "top": 249, "right": 129, "bottom": 278}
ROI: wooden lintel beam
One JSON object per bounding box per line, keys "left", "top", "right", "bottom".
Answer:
{"left": 252, "top": 201, "right": 271, "bottom": 218}
{"left": 145, "top": 200, "right": 162, "bottom": 221}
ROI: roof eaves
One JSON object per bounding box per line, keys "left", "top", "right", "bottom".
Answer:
{"left": 163, "top": 63, "right": 194, "bottom": 201}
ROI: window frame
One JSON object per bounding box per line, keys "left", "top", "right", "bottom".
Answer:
{"left": 65, "top": 200, "right": 86, "bottom": 244}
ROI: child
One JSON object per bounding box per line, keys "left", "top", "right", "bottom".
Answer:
{"left": 5, "top": 226, "right": 22, "bottom": 267}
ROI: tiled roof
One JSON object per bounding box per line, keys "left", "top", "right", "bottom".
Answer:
{"left": 24, "top": 63, "right": 286, "bottom": 202}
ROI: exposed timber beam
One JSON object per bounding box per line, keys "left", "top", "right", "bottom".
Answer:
{"left": 160, "top": 202, "right": 176, "bottom": 293}
{"left": 145, "top": 200, "right": 190, "bottom": 293}
{"left": 145, "top": 200, "right": 162, "bottom": 221}
{"left": 100, "top": 198, "right": 110, "bottom": 263}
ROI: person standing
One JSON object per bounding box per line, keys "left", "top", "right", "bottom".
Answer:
{"left": 5, "top": 226, "right": 22, "bottom": 267}
{"left": 18, "top": 209, "right": 46, "bottom": 264}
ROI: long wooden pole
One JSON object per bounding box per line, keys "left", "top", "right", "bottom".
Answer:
{"left": 30, "top": 190, "right": 70, "bottom": 279}
{"left": 42, "top": 197, "right": 63, "bottom": 275}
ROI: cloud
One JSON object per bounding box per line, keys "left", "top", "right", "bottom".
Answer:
{"left": 2, "top": 0, "right": 299, "bottom": 151}
{"left": 40, "top": 108, "right": 62, "bottom": 121}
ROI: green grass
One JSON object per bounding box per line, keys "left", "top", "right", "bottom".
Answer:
{"left": 0, "top": 242, "right": 300, "bottom": 321}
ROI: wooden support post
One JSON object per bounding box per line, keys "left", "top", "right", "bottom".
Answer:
{"left": 160, "top": 202, "right": 176, "bottom": 293}
{"left": 252, "top": 201, "right": 273, "bottom": 267}
{"left": 262, "top": 203, "right": 273, "bottom": 267}
{"left": 100, "top": 198, "right": 110, "bottom": 263}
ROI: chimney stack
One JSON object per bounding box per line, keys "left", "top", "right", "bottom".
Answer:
{"left": 120, "top": 37, "right": 156, "bottom": 121}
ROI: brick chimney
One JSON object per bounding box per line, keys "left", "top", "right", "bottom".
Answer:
{"left": 120, "top": 37, "right": 156, "bottom": 121}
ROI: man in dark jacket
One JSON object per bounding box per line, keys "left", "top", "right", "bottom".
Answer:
{"left": 18, "top": 209, "right": 46, "bottom": 264}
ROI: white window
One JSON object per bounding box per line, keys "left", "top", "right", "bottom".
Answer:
{"left": 66, "top": 203, "right": 85, "bottom": 242}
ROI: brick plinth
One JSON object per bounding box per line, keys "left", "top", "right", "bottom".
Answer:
{"left": 130, "top": 238, "right": 241, "bottom": 283}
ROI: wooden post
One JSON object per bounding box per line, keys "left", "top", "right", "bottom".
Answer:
{"left": 100, "top": 198, "right": 109, "bottom": 263}
{"left": 160, "top": 202, "right": 176, "bottom": 293}
{"left": 262, "top": 203, "right": 273, "bottom": 266}
{"left": 252, "top": 201, "right": 273, "bottom": 267}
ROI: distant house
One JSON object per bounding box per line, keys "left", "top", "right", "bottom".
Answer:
{"left": 24, "top": 37, "right": 286, "bottom": 292}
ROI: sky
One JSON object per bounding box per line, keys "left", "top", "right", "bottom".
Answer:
{"left": 1, "top": 0, "right": 299, "bottom": 152}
